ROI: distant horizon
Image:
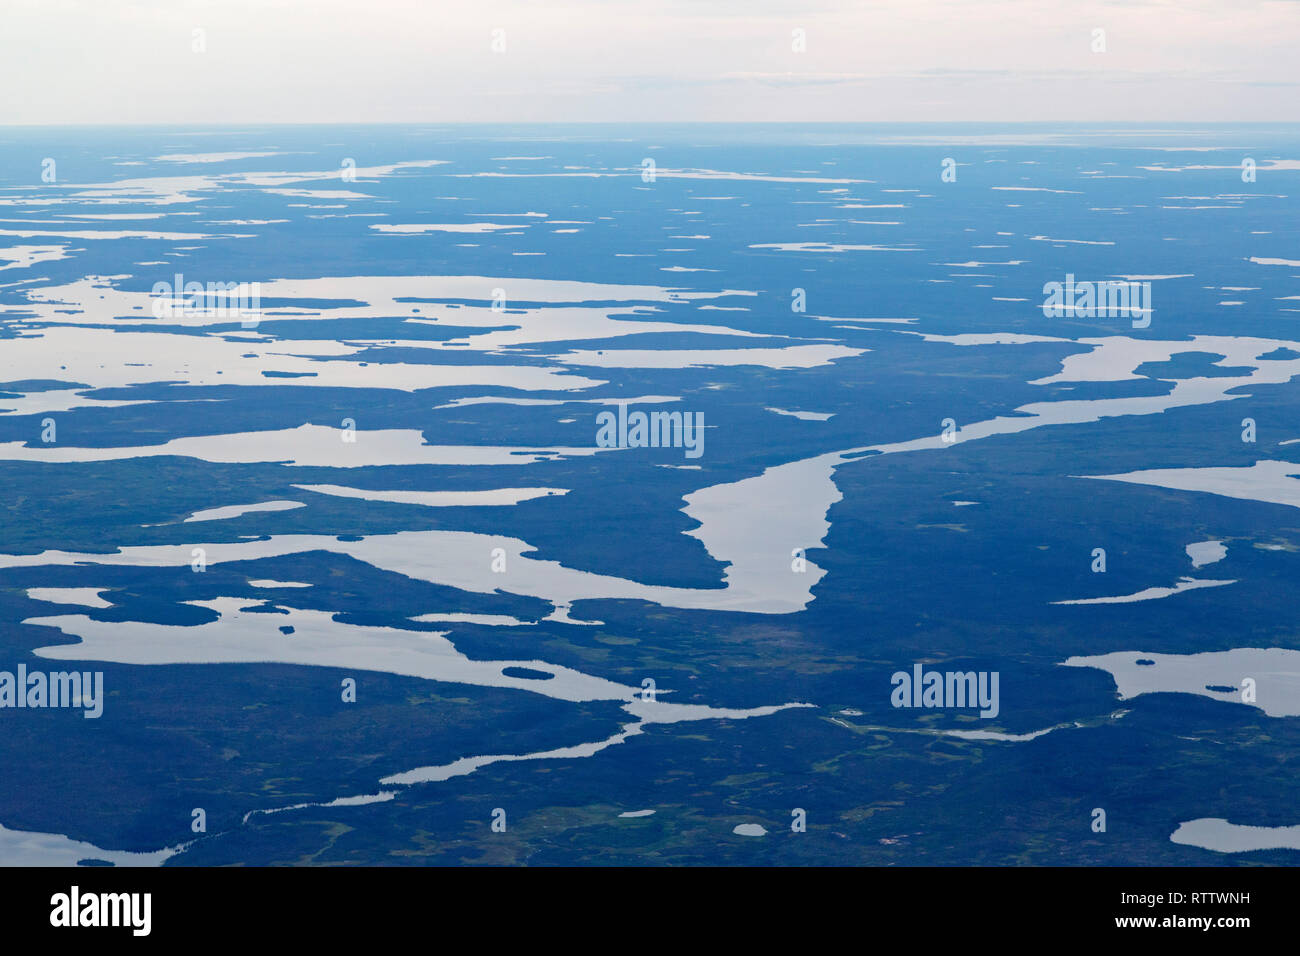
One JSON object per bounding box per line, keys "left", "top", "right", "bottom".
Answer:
{"left": 4, "top": 0, "right": 1298, "bottom": 125}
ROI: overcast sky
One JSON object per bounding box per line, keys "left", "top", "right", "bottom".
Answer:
{"left": 3, "top": 0, "right": 1298, "bottom": 124}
